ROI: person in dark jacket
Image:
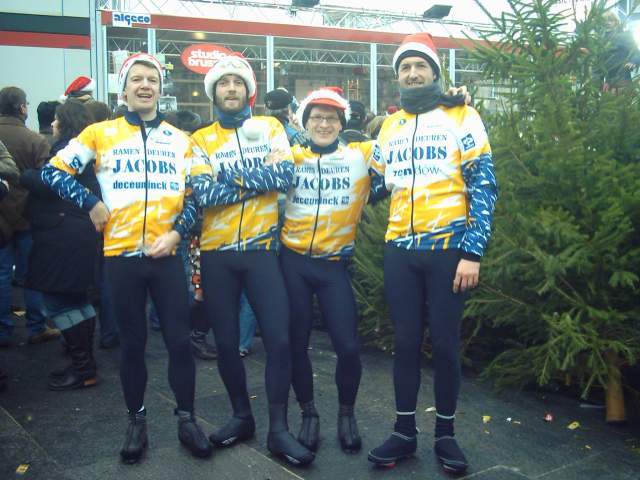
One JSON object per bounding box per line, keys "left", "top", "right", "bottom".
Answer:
{"left": 37, "top": 101, "right": 59, "bottom": 147}
{"left": 21, "top": 100, "right": 100, "bottom": 390}
{"left": 0, "top": 86, "right": 59, "bottom": 347}
{"left": 602, "top": 12, "right": 640, "bottom": 90}
{"left": 0, "top": 140, "right": 19, "bottom": 201}
{"left": 339, "top": 100, "right": 370, "bottom": 144}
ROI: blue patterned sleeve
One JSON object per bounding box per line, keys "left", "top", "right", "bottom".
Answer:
{"left": 460, "top": 152, "right": 498, "bottom": 259}
{"left": 41, "top": 163, "right": 100, "bottom": 212}
{"left": 368, "top": 169, "right": 389, "bottom": 204}
{"left": 173, "top": 173, "right": 197, "bottom": 238}
{"left": 217, "top": 161, "right": 294, "bottom": 194}
{"left": 192, "top": 171, "right": 260, "bottom": 208}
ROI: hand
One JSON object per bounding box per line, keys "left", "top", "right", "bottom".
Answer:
{"left": 146, "top": 230, "right": 181, "bottom": 258}
{"left": 264, "top": 148, "right": 288, "bottom": 165}
{"left": 452, "top": 259, "right": 480, "bottom": 293}
{"left": 446, "top": 85, "right": 472, "bottom": 105}
{"left": 89, "top": 201, "right": 110, "bottom": 232}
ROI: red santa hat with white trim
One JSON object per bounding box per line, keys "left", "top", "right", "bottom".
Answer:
{"left": 203, "top": 53, "right": 257, "bottom": 108}
{"left": 60, "top": 75, "right": 96, "bottom": 102}
{"left": 296, "top": 87, "right": 351, "bottom": 131}
{"left": 392, "top": 32, "right": 441, "bottom": 79}
{"left": 117, "top": 53, "right": 164, "bottom": 94}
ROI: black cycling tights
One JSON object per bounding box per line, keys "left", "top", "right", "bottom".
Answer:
{"left": 105, "top": 255, "right": 195, "bottom": 413}
{"left": 280, "top": 247, "right": 362, "bottom": 406}
{"left": 384, "top": 245, "right": 467, "bottom": 418}
{"left": 200, "top": 250, "right": 291, "bottom": 405}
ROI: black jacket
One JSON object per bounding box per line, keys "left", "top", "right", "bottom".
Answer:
{"left": 21, "top": 138, "right": 102, "bottom": 294}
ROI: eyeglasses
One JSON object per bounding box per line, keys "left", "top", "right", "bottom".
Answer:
{"left": 308, "top": 115, "right": 341, "bottom": 125}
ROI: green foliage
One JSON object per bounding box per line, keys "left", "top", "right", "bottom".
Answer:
{"left": 465, "top": 0, "right": 640, "bottom": 396}
{"left": 353, "top": 198, "right": 394, "bottom": 352}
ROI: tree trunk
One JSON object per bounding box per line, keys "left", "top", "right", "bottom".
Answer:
{"left": 605, "top": 350, "right": 626, "bottom": 423}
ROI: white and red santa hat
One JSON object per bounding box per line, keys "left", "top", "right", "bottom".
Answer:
{"left": 296, "top": 87, "right": 351, "bottom": 131}
{"left": 117, "top": 53, "right": 164, "bottom": 94}
{"left": 392, "top": 32, "right": 441, "bottom": 79}
{"left": 203, "top": 53, "right": 257, "bottom": 107}
{"left": 60, "top": 75, "right": 95, "bottom": 102}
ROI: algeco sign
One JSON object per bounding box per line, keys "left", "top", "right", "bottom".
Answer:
{"left": 112, "top": 12, "right": 152, "bottom": 27}
{"left": 181, "top": 44, "right": 233, "bottom": 74}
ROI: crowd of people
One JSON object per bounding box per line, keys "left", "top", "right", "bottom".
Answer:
{"left": 0, "top": 31, "right": 498, "bottom": 475}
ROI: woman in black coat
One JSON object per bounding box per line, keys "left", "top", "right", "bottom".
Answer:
{"left": 21, "top": 100, "right": 101, "bottom": 391}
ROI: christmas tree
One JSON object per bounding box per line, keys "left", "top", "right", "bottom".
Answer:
{"left": 465, "top": 0, "right": 640, "bottom": 421}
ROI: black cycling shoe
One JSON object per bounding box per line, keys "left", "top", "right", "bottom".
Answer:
{"left": 209, "top": 415, "right": 255, "bottom": 447}
{"left": 338, "top": 405, "right": 361, "bottom": 453}
{"left": 434, "top": 436, "right": 468, "bottom": 474}
{"left": 297, "top": 401, "right": 319, "bottom": 451}
{"left": 120, "top": 410, "right": 148, "bottom": 464}
{"left": 368, "top": 432, "right": 417, "bottom": 467}
{"left": 176, "top": 410, "right": 213, "bottom": 458}
{"left": 268, "top": 403, "right": 315, "bottom": 466}
{"left": 268, "top": 430, "right": 315, "bottom": 466}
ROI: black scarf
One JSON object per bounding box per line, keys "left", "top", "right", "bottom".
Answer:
{"left": 309, "top": 139, "right": 339, "bottom": 155}
{"left": 400, "top": 83, "right": 466, "bottom": 114}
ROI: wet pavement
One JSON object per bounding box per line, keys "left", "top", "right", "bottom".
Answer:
{"left": 1, "top": 314, "right": 639, "bottom": 480}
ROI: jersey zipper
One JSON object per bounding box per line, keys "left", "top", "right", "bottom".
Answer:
{"left": 234, "top": 128, "right": 246, "bottom": 251}
{"left": 308, "top": 155, "right": 322, "bottom": 256}
{"left": 140, "top": 123, "right": 150, "bottom": 257}
{"left": 409, "top": 114, "right": 419, "bottom": 249}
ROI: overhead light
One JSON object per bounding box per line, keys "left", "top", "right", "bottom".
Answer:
{"left": 292, "top": 0, "right": 319, "bottom": 7}
{"left": 423, "top": 4, "right": 452, "bottom": 19}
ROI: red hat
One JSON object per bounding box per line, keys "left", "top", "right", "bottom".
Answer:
{"left": 387, "top": 105, "right": 398, "bottom": 115}
{"left": 118, "top": 53, "right": 163, "bottom": 94}
{"left": 60, "top": 75, "right": 95, "bottom": 101}
{"left": 392, "top": 32, "right": 441, "bottom": 78}
{"left": 296, "top": 87, "right": 351, "bottom": 131}
{"left": 323, "top": 86, "right": 344, "bottom": 97}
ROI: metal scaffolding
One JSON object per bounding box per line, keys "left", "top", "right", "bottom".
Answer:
{"left": 96, "top": 0, "right": 484, "bottom": 34}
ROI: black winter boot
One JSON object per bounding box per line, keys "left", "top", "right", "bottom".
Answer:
{"left": 297, "top": 401, "right": 319, "bottom": 451}
{"left": 267, "top": 403, "right": 315, "bottom": 466}
{"left": 48, "top": 321, "right": 97, "bottom": 391}
{"left": 87, "top": 317, "right": 97, "bottom": 369}
{"left": 176, "top": 409, "right": 213, "bottom": 458}
{"left": 120, "top": 409, "right": 148, "bottom": 464}
{"left": 368, "top": 431, "right": 417, "bottom": 467}
{"left": 190, "top": 330, "right": 217, "bottom": 360}
{"left": 338, "top": 404, "right": 361, "bottom": 453}
{"left": 209, "top": 395, "right": 255, "bottom": 447}
{"left": 434, "top": 436, "right": 468, "bottom": 474}
{"left": 49, "top": 364, "right": 72, "bottom": 378}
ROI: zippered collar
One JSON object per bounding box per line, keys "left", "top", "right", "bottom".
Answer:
{"left": 124, "top": 110, "right": 163, "bottom": 128}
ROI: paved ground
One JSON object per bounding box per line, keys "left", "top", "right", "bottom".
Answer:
{"left": 1, "top": 314, "right": 639, "bottom": 480}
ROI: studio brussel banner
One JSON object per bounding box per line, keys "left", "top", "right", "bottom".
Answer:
{"left": 181, "top": 44, "right": 232, "bottom": 74}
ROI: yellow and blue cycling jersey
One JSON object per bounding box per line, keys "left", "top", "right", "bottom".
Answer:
{"left": 42, "top": 112, "right": 199, "bottom": 257}
{"left": 191, "top": 116, "right": 293, "bottom": 252}
{"left": 372, "top": 105, "right": 498, "bottom": 258}
{"left": 281, "top": 141, "right": 385, "bottom": 260}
